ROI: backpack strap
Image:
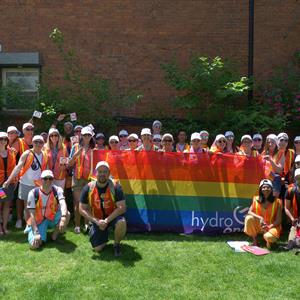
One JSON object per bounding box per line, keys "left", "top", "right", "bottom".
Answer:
{"left": 33, "top": 187, "right": 40, "bottom": 203}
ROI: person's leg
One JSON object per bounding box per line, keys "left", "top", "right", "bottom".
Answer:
{"left": 51, "top": 211, "right": 70, "bottom": 241}
{"left": 89, "top": 222, "right": 108, "bottom": 252}
{"left": 244, "top": 215, "right": 261, "bottom": 245}
{"left": 16, "top": 199, "right": 24, "bottom": 227}
{"left": 263, "top": 230, "right": 278, "bottom": 249}
{"left": 73, "top": 189, "right": 81, "bottom": 232}
{"left": 0, "top": 203, "right": 4, "bottom": 235}
{"left": 2, "top": 201, "right": 10, "bottom": 233}
{"left": 28, "top": 220, "right": 48, "bottom": 250}
{"left": 114, "top": 217, "right": 127, "bottom": 244}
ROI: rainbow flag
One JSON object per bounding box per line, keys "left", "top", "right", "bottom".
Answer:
{"left": 92, "top": 150, "right": 266, "bottom": 234}
{"left": 0, "top": 187, "right": 7, "bottom": 200}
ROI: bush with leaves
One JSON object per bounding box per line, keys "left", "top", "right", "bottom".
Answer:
{"left": 161, "top": 55, "right": 287, "bottom": 138}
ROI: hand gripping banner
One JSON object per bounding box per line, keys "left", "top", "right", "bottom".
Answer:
{"left": 92, "top": 150, "right": 266, "bottom": 234}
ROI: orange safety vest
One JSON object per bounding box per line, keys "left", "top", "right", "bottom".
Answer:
{"left": 87, "top": 179, "right": 118, "bottom": 219}
{"left": 18, "top": 138, "right": 30, "bottom": 156}
{"left": 0, "top": 149, "right": 16, "bottom": 184}
{"left": 19, "top": 150, "right": 48, "bottom": 178}
{"left": 73, "top": 144, "right": 93, "bottom": 180}
{"left": 283, "top": 149, "right": 295, "bottom": 176}
{"left": 33, "top": 187, "right": 59, "bottom": 225}
{"left": 262, "top": 150, "right": 284, "bottom": 180}
{"left": 176, "top": 143, "right": 190, "bottom": 153}
{"left": 46, "top": 146, "right": 68, "bottom": 180}
{"left": 251, "top": 196, "right": 281, "bottom": 226}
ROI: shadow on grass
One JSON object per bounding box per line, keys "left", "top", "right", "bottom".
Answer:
{"left": 91, "top": 243, "right": 142, "bottom": 267}
{"left": 0, "top": 230, "right": 27, "bottom": 244}
{"left": 45, "top": 234, "right": 77, "bottom": 253}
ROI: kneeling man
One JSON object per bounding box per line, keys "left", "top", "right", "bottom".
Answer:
{"left": 27, "top": 170, "right": 70, "bottom": 249}
{"left": 79, "top": 161, "right": 127, "bottom": 256}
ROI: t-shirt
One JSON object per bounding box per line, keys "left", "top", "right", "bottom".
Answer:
{"left": 285, "top": 185, "right": 300, "bottom": 217}
{"left": 80, "top": 181, "right": 124, "bottom": 205}
{"left": 27, "top": 185, "right": 65, "bottom": 215}
{"left": 20, "top": 152, "right": 44, "bottom": 185}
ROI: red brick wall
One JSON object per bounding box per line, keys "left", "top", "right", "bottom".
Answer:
{"left": 0, "top": 0, "right": 299, "bottom": 119}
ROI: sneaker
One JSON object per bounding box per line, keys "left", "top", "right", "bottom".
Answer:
{"left": 113, "top": 243, "right": 122, "bottom": 257}
{"left": 15, "top": 219, "right": 22, "bottom": 229}
{"left": 83, "top": 224, "right": 89, "bottom": 233}
{"left": 23, "top": 225, "right": 31, "bottom": 234}
{"left": 74, "top": 226, "right": 81, "bottom": 234}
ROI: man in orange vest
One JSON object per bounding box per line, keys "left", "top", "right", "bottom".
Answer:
{"left": 79, "top": 161, "right": 127, "bottom": 256}
{"left": 26, "top": 170, "right": 70, "bottom": 249}
{"left": 3, "top": 135, "right": 48, "bottom": 229}
{"left": 284, "top": 168, "right": 300, "bottom": 250}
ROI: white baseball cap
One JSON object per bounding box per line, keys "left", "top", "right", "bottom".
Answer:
{"left": 259, "top": 179, "right": 273, "bottom": 188}
{"left": 199, "top": 130, "right": 209, "bottom": 136}
{"left": 253, "top": 133, "right": 263, "bottom": 140}
{"left": 241, "top": 135, "right": 252, "bottom": 142}
{"left": 48, "top": 128, "right": 59, "bottom": 135}
{"left": 225, "top": 131, "right": 234, "bottom": 138}
{"left": 162, "top": 133, "right": 174, "bottom": 141}
{"left": 109, "top": 135, "right": 119, "bottom": 143}
{"left": 7, "top": 126, "right": 18, "bottom": 133}
{"left": 295, "top": 155, "right": 300, "bottom": 163}
{"left": 266, "top": 134, "right": 278, "bottom": 144}
{"left": 128, "top": 133, "right": 138, "bottom": 140}
{"left": 22, "top": 123, "right": 34, "bottom": 130}
{"left": 294, "top": 168, "right": 300, "bottom": 178}
{"left": 152, "top": 120, "right": 162, "bottom": 128}
{"left": 32, "top": 135, "right": 44, "bottom": 143}
{"left": 277, "top": 132, "right": 289, "bottom": 140}
{"left": 119, "top": 130, "right": 128, "bottom": 136}
{"left": 95, "top": 161, "right": 110, "bottom": 171}
{"left": 294, "top": 136, "right": 300, "bottom": 142}
{"left": 153, "top": 134, "right": 162, "bottom": 140}
{"left": 141, "top": 128, "right": 151, "bottom": 136}
{"left": 0, "top": 132, "right": 8, "bottom": 139}
{"left": 81, "top": 126, "right": 94, "bottom": 136}
{"left": 191, "top": 132, "right": 201, "bottom": 141}
{"left": 41, "top": 170, "right": 54, "bottom": 179}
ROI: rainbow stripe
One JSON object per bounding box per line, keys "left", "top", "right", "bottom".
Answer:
{"left": 92, "top": 150, "right": 266, "bottom": 234}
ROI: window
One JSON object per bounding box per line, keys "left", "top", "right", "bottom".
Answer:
{"left": 1, "top": 68, "right": 39, "bottom": 110}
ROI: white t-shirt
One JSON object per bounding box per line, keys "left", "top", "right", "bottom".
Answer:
{"left": 20, "top": 152, "right": 44, "bottom": 186}
{"left": 27, "top": 185, "right": 65, "bottom": 215}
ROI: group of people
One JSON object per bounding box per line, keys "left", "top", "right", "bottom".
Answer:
{"left": 0, "top": 117, "right": 299, "bottom": 255}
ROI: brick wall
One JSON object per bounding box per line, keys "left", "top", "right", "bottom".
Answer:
{"left": 0, "top": 0, "right": 299, "bottom": 121}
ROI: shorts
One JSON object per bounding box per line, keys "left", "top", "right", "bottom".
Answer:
{"left": 272, "top": 174, "right": 282, "bottom": 194}
{"left": 18, "top": 183, "right": 35, "bottom": 201}
{"left": 89, "top": 215, "right": 126, "bottom": 248}
{"left": 72, "top": 177, "right": 89, "bottom": 193}
{"left": 28, "top": 210, "right": 61, "bottom": 245}
{"left": 0, "top": 183, "right": 15, "bottom": 203}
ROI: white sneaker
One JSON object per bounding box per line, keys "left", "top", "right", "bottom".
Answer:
{"left": 74, "top": 226, "right": 81, "bottom": 234}
{"left": 83, "top": 224, "right": 89, "bottom": 233}
{"left": 23, "top": 225, "right": 31, "bottom": 234}
{"left": 15, "top": 219, "right": 22, "bottom": 229}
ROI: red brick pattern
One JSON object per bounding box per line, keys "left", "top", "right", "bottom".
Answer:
{"left": 0, "top": 0, "right": 299, "bottom": 118}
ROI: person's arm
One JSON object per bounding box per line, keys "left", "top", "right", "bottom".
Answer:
{"left": 27, "top": 190, "right": 41, "bottom": 246}
{"left": 104, "top": 200, "right": 126, "bottom": 224}
{"left": 269, "top": 201, "right": 282, "bottom": 229}
{"left": 284, "top": 198, "right": 296, "bottom": 224}
{"left": 3, "top": 150, "right": 30, "bottom": 188}
{"left": 56, "top": 188, "right": 69, "bottom": 232}
{"left": 264, "top": 155, "right": 283, "bottom": 174}
{"left": 247, "top": 203, "right": 265, "bottom": 224}
{"left": 68, "top": 145, "right": 83, "bottom": 166}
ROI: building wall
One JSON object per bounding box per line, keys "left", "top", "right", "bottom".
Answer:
{"left": 0, "top": 0, "right": 299, "bottom": 120}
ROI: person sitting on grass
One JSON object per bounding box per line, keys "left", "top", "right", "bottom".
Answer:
{"left": 79, "top": 161, "right": 127, "bottom": 257}
{"left": 27, "top": 170, "right": 70, "bottom": 249}
{"left": 244, "top": 179, "right": 282, "bottom": 249}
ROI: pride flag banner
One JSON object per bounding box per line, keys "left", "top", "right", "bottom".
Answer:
{"left": 92, "top": 150, "right": 266, "bottom": 234}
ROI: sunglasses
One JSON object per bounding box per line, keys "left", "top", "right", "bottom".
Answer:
{"left": 110, "top": 141, "right": 118, "bottom": 144}
{"left": 192, "top": 139, "right": 200, "bottom": 143}
{"left": 33, "top": 141, "right": 44, "bottom": 145}
{"left": 226, "top": 136, "right": 234, "bottom": 140}
{"left": 43, "top": 177, "right": 53, "bottom": 181}
{"left": 83, "top": 134, "right": 92, "bottom": 137}
{"left": 8, "top": 131, "right": 18, "bottom": 134}
{"left": 75, "top": 130, "right": 81, "bottom": 133}
{"left": 279, "top": 139, "right": 288, "bottom": 142}
{"left": 253, "top": 138, "right": 262, "bottom": 142}
{"left": 119, "top": 135, "right": 128, "bottom": 138}
{"left": 50, "top": 134, "right": 59, "bottom": 138}
{"left": 294, "top": 141, "right": 300, "bottom": 144}
{"left": 128, "top": 139, "right": 137, "bottom": 142}
{"left": 218, "top": 140, "right": 226, "bottom": 144}
{"left": 25, "top": 128, "right": 34, "bottom": 131}
{"left": 153, "top": 139, "right": 161, "bottom": 142}
{"left": 0, "top": 138, "right": 8, "bottom": 142}
{"left": 163, "top": 139, "right": 173, "bottom": 143}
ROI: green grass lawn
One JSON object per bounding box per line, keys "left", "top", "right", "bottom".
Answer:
{"left": 0, "top": 228, "right": 299, "bottom": 300}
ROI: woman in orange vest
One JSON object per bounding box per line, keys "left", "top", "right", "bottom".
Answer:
{"left": 238, "top": 135, "right": 259, "bottom": 157}
{"left": 0, "top": 132, "right": 16, "bottom": 234}
{"left": 68, "top": 126, "right": 95, "bottom": 234}
{"left": 210, "top": 134, "right": 227, "bottom": 153}
{"left": 244, "top": 179, "right": 282, "bottom": 248}
{"left": 262, "top": 134, "right": 285, "bottom": 197}
{"left": 175, "top": 130, "right": 190, "bottom": 152}
{"left": 224, "top": 131, "right": 239, "bottom": 153}
{"left": 199, "top": 130, "right": 210, "bottom": 150}
{"left": 44, "top": 128, "right": 68, "bottom": 189}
